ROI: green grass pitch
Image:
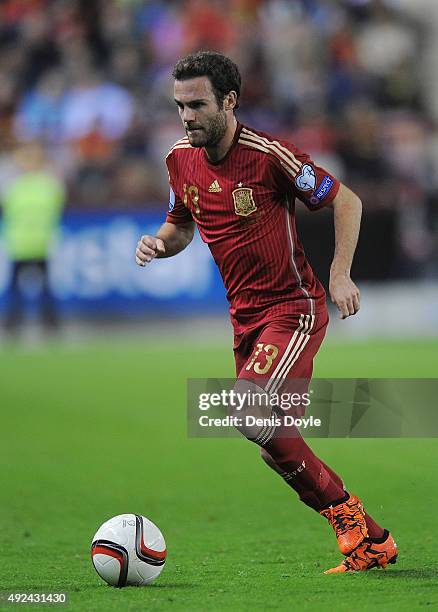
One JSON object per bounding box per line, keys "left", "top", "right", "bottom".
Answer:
{"left": 1, "top": 336, "right": 437, "bottom": 611}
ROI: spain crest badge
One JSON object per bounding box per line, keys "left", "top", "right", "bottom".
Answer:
{"left": 232, "top": 187, "right": 257, "bottom": 216}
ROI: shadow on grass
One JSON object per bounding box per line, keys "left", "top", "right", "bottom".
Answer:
{"left": 143, "top": 583, "right": 198, "bottom": 589}
{"left": 68, "top": 582, "right": 199, "bottom": 593}
{"left": 366, "top": 569, "right": 438, "bottom": 580}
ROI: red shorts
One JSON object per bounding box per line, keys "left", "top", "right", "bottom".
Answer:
{"left": 233, "top": 311, "right": 329, "bottom": 394}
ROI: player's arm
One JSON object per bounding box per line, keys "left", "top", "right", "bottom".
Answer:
{"left": 328, "top": 183, "right": 362, "bottom": 319}
{"left": 269, "top": 139, "right": 362, "bottom": 319}
{"left": 135, "top": 221, "right": 195, "bottom": 266}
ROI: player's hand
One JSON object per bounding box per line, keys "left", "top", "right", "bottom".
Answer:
{"left": 329, "top": 272, "right": 360, "bottom": 319}
{"left": 135, "top": 235, "right": 166, "bottom": 266}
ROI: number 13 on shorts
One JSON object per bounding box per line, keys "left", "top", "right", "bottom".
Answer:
{"left": 245, "top": 343, "right": 279, "bottom": 375}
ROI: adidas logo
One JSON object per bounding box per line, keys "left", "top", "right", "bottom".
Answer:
{"left": 208, "top": 180, "right": 222, "bottom": 193}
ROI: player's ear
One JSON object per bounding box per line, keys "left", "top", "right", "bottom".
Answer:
{"left": 224, "top": 91, "right": 237, "bottom": 111}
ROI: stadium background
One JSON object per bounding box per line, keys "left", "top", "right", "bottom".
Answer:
{"left": 1, "top": 1, "right": 437, "bottom": 611}
{"left": 0, "top": 0, "right": 437, "bottom": 334}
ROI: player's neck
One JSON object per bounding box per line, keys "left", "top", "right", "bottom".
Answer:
{"left": 204, "top": 117, "right": 237, "bottom": 164}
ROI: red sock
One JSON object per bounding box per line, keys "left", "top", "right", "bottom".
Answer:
{"left": 319, "top": 459, "right": 344, "bottom": 490}
{"left": 263, "top": 426, "right": 345, "bottom": 511}
{"left": 364, "top": 512, "right": 385, "bottom": 539}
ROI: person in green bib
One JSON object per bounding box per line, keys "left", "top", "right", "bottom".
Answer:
{"left": 1, "top": 142, "right": 65, "bottom": 334}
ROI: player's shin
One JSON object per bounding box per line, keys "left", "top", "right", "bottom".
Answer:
{"left": 260, "top": 428, "right": 347, "bottom": 511}
{"left": 260, "top": 448, "right": 324, "bottom": 511}
{"left": 230, "top": 380, "right": 346, "bottom": 511}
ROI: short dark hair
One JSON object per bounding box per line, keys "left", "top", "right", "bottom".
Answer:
{"left": 172, "top": 51, "right": 241, "bottom": 110}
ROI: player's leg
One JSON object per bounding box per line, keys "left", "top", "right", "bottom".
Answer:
{"left": 253, "top": 311, "right": 385, "bottom": 541}
{"left": 37, "top": 259, "right": 59, "bottom": 330}
{"left": 4, "top": 261, "right": 23, "bottom": 333}
{"left": 234, "top": 312, "right": 386, "bottom": 558}
{"left": 237, "top": 313, "right": 347, "bottom": 506}
{"left": 234, "top": 313, "right": 346, "bottom": 508}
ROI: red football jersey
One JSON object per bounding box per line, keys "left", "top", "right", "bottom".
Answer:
{"left": 165, "top": 122, "right": 340, "bottom": 334}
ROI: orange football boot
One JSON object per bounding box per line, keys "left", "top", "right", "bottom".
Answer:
{"left": 324, "top": 531, "right": 398, "bottom": 573}
{"left": 320, "top": 494, "right": 368, "bottom": 555}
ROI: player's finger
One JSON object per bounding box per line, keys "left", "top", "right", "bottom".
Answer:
{"left": 135, "top": 249, "right": 147, "bottom": 264}
{"left": 155, "top": 238, "right": 166, "bottom": 255}
{"left": 352, "top": 293, "right": 360, "bottom": 313}
{"left": 135, "top": 255, "right": 145, "bottom": 267}
{"left": 139, "top": 236, "right": 159, "bottom": 253}
{"left": 136, "top": 247, "right": 156, "bottom": 263}
{"left": 135, "top": 246, "right": 147, "bottom": 260}
{"left": 346, "top": 297, "right": 355, "bottom": 316}
{"left": 337, "top": 300, "right": 349, "bottom": 319}
{"left": 140, "top": 235, "right": 156, "bottom": 247}
{"left": 137, "top": 242, "right": 157, "bottom": 257}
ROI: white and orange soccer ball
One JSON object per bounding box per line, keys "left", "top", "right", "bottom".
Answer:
{"left": 91, "top": 514, "right": 167, "bottom": 587}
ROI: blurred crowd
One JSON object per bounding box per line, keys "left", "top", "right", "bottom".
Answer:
{"left": 0, "top": 0, "right": 437, "bottom": 276}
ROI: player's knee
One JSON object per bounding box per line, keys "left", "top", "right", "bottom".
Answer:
{"left": 231, "top": 378, "right": 274, "bottom": 444}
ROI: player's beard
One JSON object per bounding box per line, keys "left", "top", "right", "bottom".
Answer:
{"left": 185, "top": 110, "right": 227, "bottom": 148}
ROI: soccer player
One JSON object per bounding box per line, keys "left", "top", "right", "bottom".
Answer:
{"left": 135, "top": 51, "right": 397, "bottom": 573}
